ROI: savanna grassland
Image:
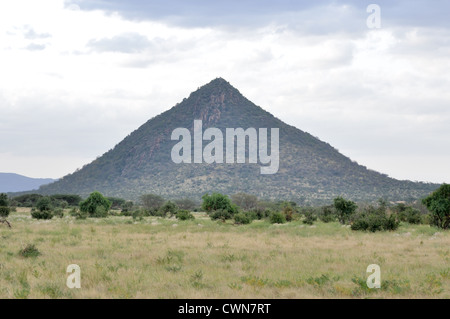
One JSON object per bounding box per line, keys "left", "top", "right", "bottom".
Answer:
{"left": 0, "top": 208, "right": 449, "bottom": 299}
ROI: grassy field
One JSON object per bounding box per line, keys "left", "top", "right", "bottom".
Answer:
{"left": 0, "top": 208, "right": 449, "bottom": 299}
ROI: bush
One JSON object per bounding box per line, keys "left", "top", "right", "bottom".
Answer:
{"left": 351, "top": 207, "right": 399, "bottom": 232}
{"left": 334, "top": 197, "right": 357, "bottom": 224}
{"left": 36, "top": 197, "right": 53, "bottom": 212}
{"left": 174, "top": 198, "right": 197, "bottom": 211}
{"left": 53, "top": 208, "right": 64, "bottom": 218}
{"left": 303, "top": 210, "right": 317, "bottom": 225}
{"left": 141, "top": 194, "right": 165, "bottom": 211}
{"left": 0, "top": 193, "right": 9, "bottom": 206}
{"left": 422, "top": 184, "right": 450, "bottom": 229}
{"left": 160, "top": 201, "right": 178, "bottom": 218}
{"left": 132, "top": 210, "right": 145, "bottom": 221}
{"left": 202, "top": 193, "right": 238, "bottom": 215}
{"left": 319, "top": 205, "right": 336, "bottom": 223}
{"left": 393, "top": 204, "right": 422, "bottom": 224}
{"left": 0, "top": 206, "right": 10, "bottom": 218}
{"left": 210, "top": 209, "right": 233, "bottom": 221}
{"left": 12, "top": 194, "right": 43, "bottom": 207}
{"left": 384, "top": 214, "right": 400, "bottom": 231}
{"left": 234, "top": 212, "right": 252, "bottom": 225}
{"left": 270, "top": 212, "right": 286, "bottom": 224}
{"left": 282, "top": 205, "right": 294, "bottom": 222}
{"left": 31, "top": 210, "right": 53, "bottom": 220}
{"left": 121, "top": 201, "right": 134, "bottom": 214}
{"left": 176, "top": 210, "right": 195, "bottom": 221}
{"left": 79, "top": 191, "right": 111, "bottom": 218}
{"left": 231, "top": 193, "right": 258, "bottom": 211}
{"left": 69, "top": 207, "right": 88, "bottom": 220}
{"left": 19, "top": 244, "right": 41, "bottom": 258}
{"left": 91, "top": 205, "right": 108, "bottom": 218}
{"left": 49, "top": 194, "right": 82, "bottom": 207}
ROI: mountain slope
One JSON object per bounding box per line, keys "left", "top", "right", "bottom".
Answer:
{"left": 38, "top": 78, "right": 438, "bottom": 204}
{"left": 0, "top": 173, "right": 56, "bottom": 193}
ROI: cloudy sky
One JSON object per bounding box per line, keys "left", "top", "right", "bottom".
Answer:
{"left": 0, "top": 0, "right": 449, "bottom": 183}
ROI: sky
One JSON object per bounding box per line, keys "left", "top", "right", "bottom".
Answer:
{"left": 0, "top": 0, "right": 449, "bottom": 183}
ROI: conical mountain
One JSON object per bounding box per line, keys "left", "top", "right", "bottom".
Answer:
{"left": 39, "top": 78, "right": 438, "bottom": 204}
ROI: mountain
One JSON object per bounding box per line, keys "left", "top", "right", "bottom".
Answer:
{"left": 38, "top": 78, "right": 438, "bottom": 204}
{"left": 0, "top": 173, "right": 56, "bottom": 193}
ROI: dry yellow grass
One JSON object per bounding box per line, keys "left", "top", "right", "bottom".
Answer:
{"left": 0, "top": 208, "right": 449, "bottom": 299}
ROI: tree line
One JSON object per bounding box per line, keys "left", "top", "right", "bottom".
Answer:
{"left": 0, "top": 184, "right": 449, "bottom": 231}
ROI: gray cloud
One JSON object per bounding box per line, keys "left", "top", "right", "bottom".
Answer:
{"left": 87, "top": 32, "right": 153, "bottom": 53}
{"left": 24, "top": 28, "right": 51, "bottom": 40}
{"left": 24, "top": 43, "right": 46, "bottom": 51}
{"left": 67, "top": 0, "right": 450, "bottom": 30}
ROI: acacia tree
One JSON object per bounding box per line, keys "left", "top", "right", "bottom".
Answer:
{"left": 333, "top": 196, "right": 357, "bottom": 224}
{"left": 140, "top": 194, "right": 165, "bottom": 211}
{"left": 231, "top": 193, "right": 258, "bottom": 211}
{"left": 422, "top": 184, "right": 450, "bottom": 229}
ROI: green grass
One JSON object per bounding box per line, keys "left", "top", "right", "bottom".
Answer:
{"left": 0, "top": 208, "right": 448, "bottom": 299}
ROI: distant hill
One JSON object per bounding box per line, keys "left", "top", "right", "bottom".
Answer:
{"left": 0, "top": 173, "right": 56, "bottom": 193}
{"left": 38, "top": 78, "right": 439, "bottom": 204}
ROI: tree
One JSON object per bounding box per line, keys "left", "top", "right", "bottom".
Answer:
{"left": 36, "top": 197, "right": 53, "bottom": 212}
{"left": 140, "top": 194, "right": 165, "bottom": 211}
{"left": 202, "top": 193, "right": 237, "bottom": 214}
{"left": 231, "top": 193, "right": 258, "bottom": 211}
{"left": 0, "top": 193, "right": 10, "bottom": 219}
{"left": 79, "top": 191, "right": 111, "bottom": 218}
{"left": 422, "top": 184, "right": 450, "bottom": 229}
{"left": 159, "top": 201, "right": 178, "bottom": 218}
{"left": 49, "top": 194, "right": 82, "bottom": 207}
{"left": 174, "top": 198, "right": 197, "bottom": 211}
{"left": 333, "top": 196, "right": 357, "bottom": 224}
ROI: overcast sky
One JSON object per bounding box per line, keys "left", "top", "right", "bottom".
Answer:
{"left": 1, "top": 0, "right": 449, "bottom": 183}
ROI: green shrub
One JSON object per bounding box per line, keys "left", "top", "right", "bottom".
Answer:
{"left": 234, "top": 212, "right": 252, "bottom": 225}
{"left": 19, "top": 244, "right": 41, "bottom": 258}
{"left": 176, "top": 210, "right": 195, "bottom": 221}
{"left": 250, "top": 207, "right": 271, "bottom": 220}
{"left": 79, "top": 191, "right": 111, "bottom": 218}
{"left": 282, "top": 205, "right": 294, "bottom": 222}
{"left": 303, "top": 210, "right": 317, "bottom": 225}
{"left": 210, "top": 209, "right": 233, "bottom": 221}
{"left": 121, "top": 201, "right": 134, "bottom": 214}
{"left": 140, "top": 194, "right": 165, "bottom": 211}
{"left": 334, "top": 197, "right": 357, "bottom": 224}
{"left": 91, "top": 205, "right": 108, "bottom": 218}
{"left": 69, "top": 208, "right": 88, "bottom": 220}
{"left": 36, "top": 197, "right": 53, "bottom": 212}
{"left": 132, "top": 210, "right": 145, "bottom": 221}
{"left": 405, "top": 208, "right": 422, "bottom": 224}
{"left": 422, "top": 184, "right": 450, "bottom": 229}
{"left": 0, "top": 206, "right": 10, "bottom": 218}
{"left": 159, "top": 201, "right": 178, "bottom": 218}
{"left": 53, "top": 208, "right": 64, "bottom": 218}
{"left": 319, "top": 205, "right": 336, "bottom": 223}
{"left": 174, "top": 198, "right": 197, "bottom": 211}
{"left": 394, "top": 204, "right": 422, "bottom": 224}
{"left": 121, "top": 209, "right": 133, "bottom": 217}
{"left": 269, "top": 212, "right": 286, "bottom": 224}
{"left": 202, "top": 193, "right": 238, "bottom": 215}
{"left": 384, "top": 214, "right": 400, "bottom": 231}
{"left": 31, "top": 210, "right": 53, "bottom": 220}
{"left": 351, "top": 208, "right": 399, "bottom": 232}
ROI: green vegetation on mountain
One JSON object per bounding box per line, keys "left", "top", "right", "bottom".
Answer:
{"left": 36, "top": 78, "right": 438, "bottom": 204}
